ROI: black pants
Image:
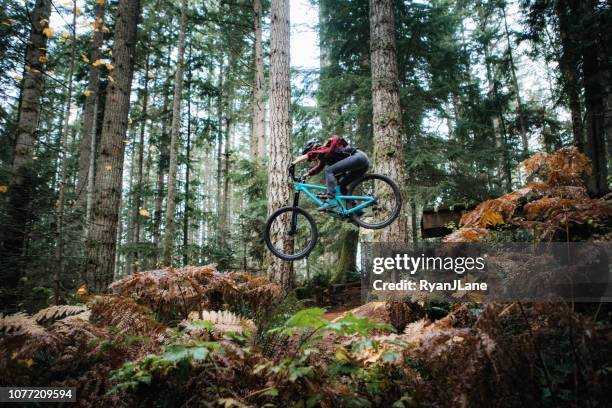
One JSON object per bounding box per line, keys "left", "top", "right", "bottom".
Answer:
{"left": 325, "top": 150, "right": 369, "bottom": 196}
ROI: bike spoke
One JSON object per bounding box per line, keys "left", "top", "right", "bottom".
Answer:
{"left": 268, "top": 209, "right": 314, "bottom": 257}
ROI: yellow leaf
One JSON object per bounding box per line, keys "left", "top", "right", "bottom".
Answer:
{"left": 139, "top": 208, "right": 150, "bottom": 217}
{"left": 105, "top": 63, "right": 114, "bottom": 71}
{"left": 105, "top": 164, "right": 112, "bottom": 171}
{"left": 80, "top": 55, "right": 90, "bottom": 63}
{"left": 61, "top": 31, "right": 69, "bottom": 40}
{"left": 83, "top": 89, "right": 92, "bottom": 97}
{"left": 148, "top": 145, "right": 157, "bottom": 153}
{"left": 76, "top": 285, "right": 88, "bottom": 297}
{"left": 96, "top": 0, "right": 105, "bottom": 5}
{"left": 39, "top": 18, "right": 49, "bottom": 26}
{"left": 75, "top": 6, "right": 81, "bottom": 15}
{"left": 0, "top": 185, "right": 7, "bottom": 193}
{"left": 42, "top": 27, "right": 55, "bottom": 38}
{"left": 38, "top": 55, "right": 48, "bottom": 63}
{"left": 108, "top": 75, "right": 114, "bottom": 83}
{"left": 92, "top": 59, "right": 104, "bottom": 67}
{"left": 24, "top": 358, "right": 34, "bottom": 367}
{"left": 147, "top": 71, "right": 155, "bottom": 79}
{"left": 102, "top": 26, "right": 110, "bottom": 34}
{"left": 14, "top": 75, "right": 22, "bottom": 81}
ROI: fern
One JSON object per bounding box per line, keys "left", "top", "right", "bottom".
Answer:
{"left": 33, "top": 305, "right": 88, "bottom": 324}
{"left": 182, "top": 310, "right": 257, "bottom": 336}
{"left": 0, "top": 313, "right": 46, "bottom": 335}
{"left": 110, "top": 265, "right": 281, "bottom": 322}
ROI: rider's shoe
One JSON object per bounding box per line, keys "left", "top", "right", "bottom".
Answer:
{"left": 317, "top": 198, "right": 338, "bottom": 211}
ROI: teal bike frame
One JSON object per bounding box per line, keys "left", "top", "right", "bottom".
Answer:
{"left": 293, "top": 182, "right": 375, "bottom": 216}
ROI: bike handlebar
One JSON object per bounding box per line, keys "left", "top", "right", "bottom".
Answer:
{"left": 288, "top": 164, "right": 304, "bottom": 183}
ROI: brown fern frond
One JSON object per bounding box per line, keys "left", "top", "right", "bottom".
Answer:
{"left": 89, "top": 295, "right": 166, "bottom": 338}
{"left": 182, "top": 310, "right": 257, "bottom": 337}
{"left": 443, "top": 227, "right": 491, "bottom": 243}
{"left": 33, "top": 305, "right": 89, "bottom": 325}
{"left": 0, "top": 313, "right": 46, "bottom": 336}
{"left": 521, "top": 147, "right": 591, "bottom": 186}
{"left": 110, "top": 265, "right": 282, "bottom": 322}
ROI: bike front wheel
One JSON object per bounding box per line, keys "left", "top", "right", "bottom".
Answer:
{"left": 264, "top": 206, "right": 318, "bottom": 261}
{"left": 347, "top": 174, "right": 402, "bottom": 229}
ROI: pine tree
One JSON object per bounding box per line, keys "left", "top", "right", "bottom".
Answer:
{"left": 369, "top": 0, "right": 407, "bottom": 242}
{"left": 162, "top": 0, "right": 188, "bottom": 266}
{"left": 267, "top": 0, "right": 293, "bottom": 290}
{"left": 85, "top": 0, "right": 141, "bottom": 292}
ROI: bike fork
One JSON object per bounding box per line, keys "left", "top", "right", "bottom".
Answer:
{"left": 289, "top": 191, "right": 300, "bottom": 235}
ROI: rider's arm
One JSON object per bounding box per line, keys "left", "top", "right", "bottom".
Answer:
{"left": 306, "top": 159, "right": 324, "bottom": 177}
{"left": 292, "top": 154, "right": 308, "bottom": 165}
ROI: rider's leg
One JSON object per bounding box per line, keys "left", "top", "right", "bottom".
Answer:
{"left": 324, "top": 152, "right": 369, "bottom": 198}
{"left": 340, "top": 153, "right": 369, "bottom": 191}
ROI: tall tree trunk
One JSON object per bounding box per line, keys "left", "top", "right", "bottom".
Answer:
{"left": 369, "top": 0, "right": 407, "bottom": 242}
{"left": 252, "top": 0, "right": 265, "bottom": 160}
{"left": 215, "top": 60, "right": 224, "bottom": 243}
{"left": 501, "top": 3, "right": 528, "bottom": 157}
{"left": 85, "top": 0, "right": 141, "bottom": 293}
{"left": 267, "top": 0, "right": 293, "bottom": 291}
{"left": 220, "top": 101, "right": 233, "bottom": 246}
{"left": 581, "top": 1, "right": 608, "bottom": 195}
{"left": 555, "top": 0, "right": 585, "bottom": 150}
{"left": 84, "top": 99, "right": 99, "bottom": 245}
{"left": 334, "top": 229, "right": 358, "bottom": 283}
{"left": 153, "top": 71, "right": 171, "bottom": 257}
{"left": 162, "top": 0, "right": 188, "bottom": 266}
{"left": 126, "top": 52, "right": 150, "bottom": 275}
{"left": 77, "top": 1, "right": 107, "bottom": 204}
{"left": 183, "top": 63, "right": 192, "bottom": 266}
{"left": 2, "top": 0, "right": 52, "bottom": 301}
{"left": 54, "top": 0, "right": 78, "bottom": 304}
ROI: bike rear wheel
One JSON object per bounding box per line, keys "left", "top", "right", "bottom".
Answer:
{"left": 347, "top": 174, "right": 402, "bottom": 229}
{"left": 264, "top": 206, "right": 318, "bottom": 260}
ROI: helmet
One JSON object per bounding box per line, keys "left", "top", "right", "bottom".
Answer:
{"left": 302, "top": 138, "right": 321, "bottom": 154}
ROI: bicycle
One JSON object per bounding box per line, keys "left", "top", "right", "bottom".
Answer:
{"left": 264, "top": 164, "right": 402, "bottom": 260}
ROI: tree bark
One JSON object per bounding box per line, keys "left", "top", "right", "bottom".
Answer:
{"left": 1, "top": 0, "right": 52, "bottom": 300}
{"left": 183, "top": 61, "right": 192, "bottom": 266}
{"left": 267, "top": 0, "right": 294, "bottom": 291}
{"left": 153, "top": 71, "right": 171, "bottom": 256}
{"left": 215, "top": 60, "right": 224, "bottom": 243}
{"left": 334, "top": 229, "right": 358, "bottom": 283}
{"left": 581, "top": 1, "right": 609, "bottom": 195}
{"left": 162, "top": 0, "right": 188, "bottom": 266}
{"left": 77, "top": 1, "right": 107, "bottom": 203}
{"left": 369, "top": 0, "right": 407, "bottom": 242}
{"left": 85, "top": 0, "right": 141, "bottom": 293}
{"left": 54, "top": 0, "right": 78, "bottom": 303}
{"left": 252, "top": 0, "right": 265, "bottom": 160}
{"left": 134, "top": 52, "right": 149, "bottom": 269}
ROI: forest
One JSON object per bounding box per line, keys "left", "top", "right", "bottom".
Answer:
{"left": 0, "top": 0, "right": 611, "bottom": 406}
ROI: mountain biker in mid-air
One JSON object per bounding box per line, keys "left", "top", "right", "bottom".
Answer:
{"left": 291, "top": 135, "right": 370, "bottom": 211}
